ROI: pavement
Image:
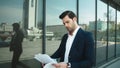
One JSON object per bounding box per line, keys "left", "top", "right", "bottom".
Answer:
{"left": 98, "top": 57, "right": 120, "bottom": 68}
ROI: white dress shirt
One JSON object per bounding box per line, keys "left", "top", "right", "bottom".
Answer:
{"left": 64, "top": 26, "right": 80, "bottom": 63}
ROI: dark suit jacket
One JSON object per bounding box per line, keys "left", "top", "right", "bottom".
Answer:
{"left": 51, "top": 28, "right": 95, "bottom": 68}
{"left": 10, "top": 30, "right": 24, "bottom": 52}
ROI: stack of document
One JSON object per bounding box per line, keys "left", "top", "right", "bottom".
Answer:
{"left": 34, "top": 53, "right": 57, "bottom": 68}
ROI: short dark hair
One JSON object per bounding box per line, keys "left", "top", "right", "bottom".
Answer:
{"left": 12, "top": 23, "right": 20, "bottom": 29}
{"left": 59, "top": 10, "right": 77, "bottom": 19}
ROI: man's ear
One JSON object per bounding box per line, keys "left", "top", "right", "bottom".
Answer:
{"left": 73, "top": 17, "right": 77, "bottom": 22}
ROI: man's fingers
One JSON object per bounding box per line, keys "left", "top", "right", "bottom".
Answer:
{"left": 52, "top": 63, "right": 60, "bottom": 67}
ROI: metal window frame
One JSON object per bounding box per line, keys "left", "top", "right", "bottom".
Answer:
{"left": 42, "top": 0, "right": 46, "bottom": 54}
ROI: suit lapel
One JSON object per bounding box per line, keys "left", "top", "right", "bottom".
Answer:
{"left": 69, "top": 28, "right": 84, "bottom": 55}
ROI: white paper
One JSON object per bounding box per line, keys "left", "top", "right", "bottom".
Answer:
{"left": 34, "top": 53, "right": 57, "bottom": 64}
{"left": 44, "top": 62, "right": 56, "bottom": 68}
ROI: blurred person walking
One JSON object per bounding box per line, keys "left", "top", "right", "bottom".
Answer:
{"left": 9, "top": 23, "right": 24, "bottom": 68}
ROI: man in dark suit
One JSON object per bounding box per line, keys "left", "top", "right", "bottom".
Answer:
{"left": 10, "top": 23, "right": 24, "bottom": 68}
{"left": 51, "top": 10, "right": 95, "bottom": 68}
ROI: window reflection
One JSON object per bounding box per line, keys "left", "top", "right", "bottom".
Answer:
{"left": 96, "top": 0, "right": 107, "bottom": 64}
{"left": 116, "top": 11, "right": 120, "bottom": 56}
{"left": 46, "top": 0, "right": 76, "bottom": 55}
{"left": 108, "top": 7, "right": 115, "bottom": 59}
{"left": 0, "top": 0, "right": 42, "bottom": 68}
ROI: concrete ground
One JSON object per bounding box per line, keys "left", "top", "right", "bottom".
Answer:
{"left": 99, "top": 57, "right": 120, "bottom": 68}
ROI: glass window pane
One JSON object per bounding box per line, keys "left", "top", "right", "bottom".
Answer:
{"left": 108, "top": 6, "right": 115, "bottom": 59}
{"left": 79, "top": 0, "right": 95, "bottom": 26}
{"left": 0, "top": 0, "right": 43, "bottom": 68}
{"left": 116, "top": 11, "right": 120, "bottom": 56}
{"left": 79, "top": 0, "right": 95, "bottom": 63}
{"left": 0, "top": 0, "right": 24, "bottom": 61}
{"left": 97, "top": 0, "right": 107, "bottom": 64}
{"left": 46, "top": 0, "right": 76, "bottom": 55}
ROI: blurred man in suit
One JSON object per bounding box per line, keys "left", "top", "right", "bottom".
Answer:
{"left": 10, "top": 23, "right": 24, "bottom": 68}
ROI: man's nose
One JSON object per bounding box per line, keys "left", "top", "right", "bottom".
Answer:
{"left": 64, "top": 23, "right": 68, "bottom": 27}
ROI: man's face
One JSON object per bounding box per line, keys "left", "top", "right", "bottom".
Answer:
{"left": 13, "top": 27, "right": 16, "bottom": 31}
{"left": 13, "top": 26, "right": 18, "bottom": 32}
{"left": 62, "top": 15, "right": 76, "bottom": 34}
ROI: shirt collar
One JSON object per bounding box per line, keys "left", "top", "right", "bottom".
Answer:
{"left": 68, "top": 26, "right": 80, "bottom": 36}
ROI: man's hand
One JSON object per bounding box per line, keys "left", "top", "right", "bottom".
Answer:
{"left": 41, "top": 63, "right": 45, "bottom": 67}
{"left": 53, "top": 62, "right": 68, "bottom": 68}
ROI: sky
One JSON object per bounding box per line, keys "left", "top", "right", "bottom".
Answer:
{"left": 46, "top": 0, "right": 76, "bottom": 25}
{"left": 0, "top": 0, "right": 119, "bottom": 25}
{"left": 0, "top": 0, "right": 23, "bottom": 24}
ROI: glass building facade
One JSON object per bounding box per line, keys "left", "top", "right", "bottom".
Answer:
{"left": 0, "top": 0, "right": 120, "bottom": 67}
